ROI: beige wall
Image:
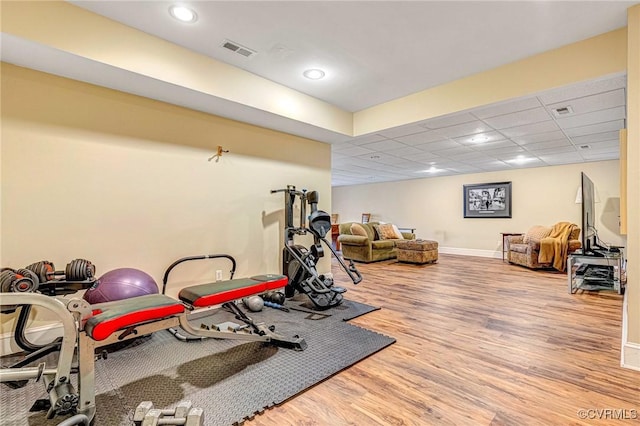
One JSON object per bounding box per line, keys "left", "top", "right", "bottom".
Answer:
{"left": 0, "top": 64, "right": 332, "bottom": 346}
{"left": 332, "top": 161, "right": 625, "bottom": 256}
{"left": 1, "top": 1, "right": 352, "bottom": 136}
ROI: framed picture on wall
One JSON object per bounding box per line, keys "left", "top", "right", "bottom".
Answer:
{"left": 362, "top": 213, "right": 371, "bottom": 223}
{"left": 463, "top": 182, "right": 512, "bottom": 218}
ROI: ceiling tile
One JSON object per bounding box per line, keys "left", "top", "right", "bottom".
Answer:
{"left": 361, "top": 139, "right": 407, "bottom": 151}
{"left": 356, "top": 152, "right": 405, "bottom": 164}
{"left": 475, "top": 161, "right": 511, "bottom": 171}
{"left": 413, "top": 139, "right": 462, "bottom": 151}
{"left": 500, "top": 120, "right": 560, "bottom": 137}
{"left": 345, "top": 133, "right": 388, "bottom": 145}
{"left": 483, "top": 145, "right": 526, "bottom": 156}
{"left": 511, "top": 130, "right": 567, "bottom": 145}
{"left": 390, "top": 160, "right": 437, "bottom": 171}
{"left": 448, "top": 151, "right": 494, "bottom": 162}
{"left": 580, "top": 140, "right": 619, "bottom": 151}
{"left": 537, "top": 152, "right": 584, "bottom": 164}
{"left": 387, "top": 145, "right": 426, "bottom": 158}
{"left": 394, "top": 130, "right": 447, "bottom": 145}
{"left": 431, "top": 160, "right": 470, "bottom": 169}
{"left": 546, "top": 88, "right": 625, "bottom": 115}
{"left": 555, "top": 106, "right": 626, "bottom": 129}
{"left": 454, "top": 130, "right": 506, "bottom": 145}
{"left": 471, "top": 97, "right": 542, "bottom": 119}
{"left": 563, "top": 120, "right": 625, "bottom": 137}
{"left": 433, "top": 146, "right": 475, "bottom": 158}
{"left": 421, "top": 112, "right": 477, "bottom": 129}
{"left": 482, "top": 107, "right": 552, "bottom": 130}
{"left": 521, "top": 139, "right": 572, "bottom": 151}
{"left": 580, "top": 151, "right": 619, "bottom": 161}
{"left": 472, "top": 140, "right": 521, "bottom": 151}
{"left": 524, "top": 145, "right": 577, "bottom": 155}
{"left": 410, "top": 152, "right": 444, "bottom": 162}
{"left": 445, "top": 164, "right": 484, "bottom": 173}
{"left": 538, "top": 74, "right": 626, "bottom": 105}
{"left": 434, "top": 121, "right": 493, "bottom": 138}
{"left": 590, "top": 138, "right": 620, "bottom": 148}
{"left": 570, "top": 130, "right": 619, "bottom": 145}
{"left": 505, "top": 158, "right": 546, "bottom": 168}
{"left": 331, "top": 151, "right": 348, "bottom": 160}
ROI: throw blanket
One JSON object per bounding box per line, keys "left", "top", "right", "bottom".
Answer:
{"left": 539, "top": 222, "right": 578, "bottom": 271}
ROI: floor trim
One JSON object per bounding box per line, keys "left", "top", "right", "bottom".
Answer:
{"left": 621, "top": 290, "right": 640, "bottom": 371}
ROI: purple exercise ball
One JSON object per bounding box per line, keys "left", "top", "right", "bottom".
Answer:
{"left": 83, "top": 268, "right": 158, "bottom": 304}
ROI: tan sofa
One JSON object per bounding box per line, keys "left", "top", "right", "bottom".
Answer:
{"left": 506, "top": 222, "right": 581, "bottom": 271}
{"left": 337, "top": 221, "right": 415, "bottom": 263}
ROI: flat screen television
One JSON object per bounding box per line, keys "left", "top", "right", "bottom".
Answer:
{"left": 580, "top": 172, "right": 599, "bottom": 254}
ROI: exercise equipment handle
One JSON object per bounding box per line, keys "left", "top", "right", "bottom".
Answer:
{"left": 162, "top": 254, "right": 237, "bottom": 295}
{"left": 319, "top": 236, "right": 362, "bottom": 285}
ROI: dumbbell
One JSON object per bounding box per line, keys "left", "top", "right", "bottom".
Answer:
{"left": 0, "top": 268, "right": 39, "bottom": 293}
{"left": 133, "top": 401, "right": 204, "bottom": 426}
{"left": 0, "top": 268, "right": 39, "bottom": 314}
{"left": 24, "top": 259, "right": 95, "bottom": 283}
{"left": 261, "top": 290, "right": 285, "bottom": 305}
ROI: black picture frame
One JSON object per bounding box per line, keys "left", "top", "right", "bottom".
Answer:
{"left": 463, "top": 181, "right": 512, "bottom": 218}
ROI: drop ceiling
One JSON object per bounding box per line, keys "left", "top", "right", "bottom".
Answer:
{"left": 1, "top": 1, "right": 633, "bottom": 186}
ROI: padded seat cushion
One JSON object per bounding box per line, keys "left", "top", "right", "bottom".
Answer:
{"left": 86, "top": 294, "right": 185, "bottom": 341}
{"left": 371, "top": 240, "right": 396, "bottom": 249}
{"left": 509, "top": 243, "right": 530, "bottom": 254}
{"left": 179, "top": 274, "right": 287, "bottom": 307}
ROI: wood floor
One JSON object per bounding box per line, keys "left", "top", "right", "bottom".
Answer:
{"left": 245, "top": 254, "right": 640, "bottom": 425}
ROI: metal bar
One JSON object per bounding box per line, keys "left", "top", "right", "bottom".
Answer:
{"left": 162, "top": 254, "right": 237, "bottom": 295}
{"left": 0, "top": 293, "right": 76, "bottom": 389}
{"left": 178, "top": 314, "right": 269, "bottom": 342}
{"left": 0, "top": 367, "right": 59, "bottom": 382}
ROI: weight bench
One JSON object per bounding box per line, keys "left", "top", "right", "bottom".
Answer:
{"left": 1, "top": 271, "right": 306, "bottom": 423}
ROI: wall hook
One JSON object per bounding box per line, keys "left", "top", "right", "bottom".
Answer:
{"left": 208, "top": 145, "right": 229, "bottom": 162}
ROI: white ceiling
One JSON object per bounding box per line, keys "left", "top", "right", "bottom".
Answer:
{"left": 2, "top": 1, "right": 633, "bottom": 186}
{"left": 331, "top": 74, "right": 626, "bottom": 186}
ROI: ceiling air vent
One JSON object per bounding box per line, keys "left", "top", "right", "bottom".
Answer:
{"left": 551, "top": 105, "right": 574, "bottom": 117}
{"left": 221, "top": 39, "right": 257, "bottom": 58}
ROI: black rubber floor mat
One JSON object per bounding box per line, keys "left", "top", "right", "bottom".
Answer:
{"left": 289, "top": 293, "right": 381, "bottom": 321}
{"left": 1, "top": 299, "right": 394, "bottom": 426}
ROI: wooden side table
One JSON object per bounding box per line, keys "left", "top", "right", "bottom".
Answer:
{"left": 331, "top": 224, "right": 340, "bottom": 251}
{"left": 501, "top": 232, "right": 523, "bottom": 262}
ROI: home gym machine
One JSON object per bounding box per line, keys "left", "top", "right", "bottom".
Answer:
{"left": 271, "top": 185, "right": 362, "bottom": 309}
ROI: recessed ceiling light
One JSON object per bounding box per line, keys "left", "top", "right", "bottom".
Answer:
{"left": 169, "top": 5, "right": 198, "bottom": 23}
{"left": 416, "top": 166, "right": 441, "bottom": 173}
{"left": 507, "top": 155, "right": 533, "bottom": 164}
{"left": 303, "top": 69, "right": 325, "bottom": 80}
{"left": 470, "top": 135, "right": 489, "bottom": 143}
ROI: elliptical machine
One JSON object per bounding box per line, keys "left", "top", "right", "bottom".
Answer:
{"left": 271, "top": 185, "right": 362, "bottom": 309}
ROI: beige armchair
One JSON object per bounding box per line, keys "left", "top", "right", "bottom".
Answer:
{"left": 507, "top": 222, "right": 581, "bottom": 271}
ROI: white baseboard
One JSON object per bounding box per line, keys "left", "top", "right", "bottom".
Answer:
{"left": 439, "top": 246, "right": 501, "bottom": 259}
{"left": 621, "top": 290, "right": 640, "bottom": 371}
{"left": 1, "top": 323, "right": 64, "bottom": 355}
